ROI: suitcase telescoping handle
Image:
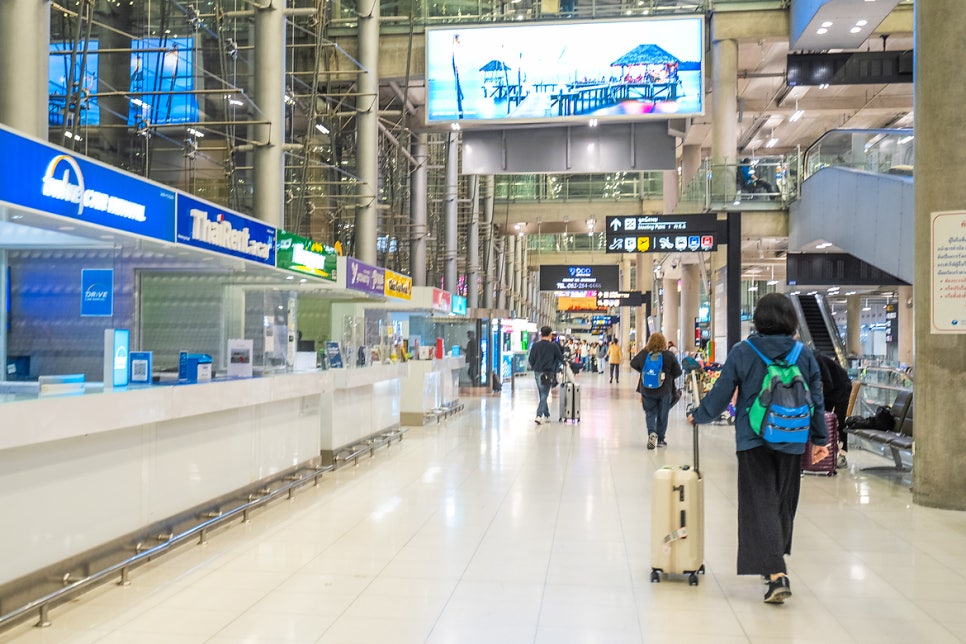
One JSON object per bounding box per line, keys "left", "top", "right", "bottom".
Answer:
{"left": 692, "top": 419, "right": 700, "bottom": 478}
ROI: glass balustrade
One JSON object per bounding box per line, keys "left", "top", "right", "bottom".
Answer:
{"left": 803, "top": 128, "right": 914, "bottom": 181}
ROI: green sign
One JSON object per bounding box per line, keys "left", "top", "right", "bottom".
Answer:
{"left": 276, "top": 230, "right": 337, "bottom": 281}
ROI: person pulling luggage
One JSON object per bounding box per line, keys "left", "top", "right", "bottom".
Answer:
{"left": 528, "top": 325, "right": 564, "bottom": 425}
{"left": 687, "top": 293, "right": 828, "bottom": 605}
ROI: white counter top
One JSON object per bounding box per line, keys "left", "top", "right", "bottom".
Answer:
{"left": 0, "top": 371, "right": 329, "bottom": 451}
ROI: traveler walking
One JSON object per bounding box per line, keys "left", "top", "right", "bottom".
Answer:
{"left": 607, "top": 338, "right": 623, "bottom": 384}
{"left": 528, "top": 326, "right": 565, "bottom": 424}
{"left": 630, "top": 332, "right": 682, "bottom": 449}
{"left": 687, "top": 293, "right": 829, "bottom": 605}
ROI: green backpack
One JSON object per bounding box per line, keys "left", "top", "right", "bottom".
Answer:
{"left": 745, "top": 340, "right": 813, "bottom": 446}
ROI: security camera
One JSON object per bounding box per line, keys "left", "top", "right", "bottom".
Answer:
{"left": 671, "top": 259, "right": 680, "bottom": 270}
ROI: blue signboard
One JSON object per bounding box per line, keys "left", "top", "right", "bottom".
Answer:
{"left": 451, "top": 294, "right": 467, "bottom": 316}
{"left": 176, "top": 194, "right": 276, "bottom": 266}
{"left": 0, "top": 127, "right": 176, "bottom": 241}
{"left": 81, "top": 268, "right": 114, "bottom": 317}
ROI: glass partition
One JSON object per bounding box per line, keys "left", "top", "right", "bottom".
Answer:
{"left": 494, "top": 173, "right": 663, "bottom": 203}
{"left": 802, "top": 128, "right": 914, "bottom": 181}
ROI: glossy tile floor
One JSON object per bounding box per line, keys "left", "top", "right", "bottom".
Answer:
{"left": 6, "top": 370, "right": 966, "bottom": 643}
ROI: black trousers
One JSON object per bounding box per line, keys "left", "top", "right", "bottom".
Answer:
{"left": 736, "top": 447, "right": 802, "bottom": 576}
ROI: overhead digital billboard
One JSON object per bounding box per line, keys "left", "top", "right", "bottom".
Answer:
{"left": 128, "top": 38, "right": 200, "bottom": 126}
{"left": 539, "top": 265, "right": 620, "bottom": 292}
{"left": 49, "top": 41, "right": 99, "bottom": 127}
{"left": 425, "top": 17, "right": 704, "bottom": 126}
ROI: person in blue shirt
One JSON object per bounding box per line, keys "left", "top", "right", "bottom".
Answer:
{"left": 528, "top": 326, "right": 565, "bottom": 424}
{"left": 688, "top": 293, "right": 829, "bottom": 605}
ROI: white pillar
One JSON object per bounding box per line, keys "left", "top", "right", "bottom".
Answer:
{"left": 410, "top": 134, "right": 428, "bottom": 286}
{"left": 253, "top": 1, "right": 286, "bottom": 227}
{"left": 711, "top": 38, "right": 738, "bottom": 203}
{"left": 0, "top": 0, "right": 49, "bottom": 137}
{"left": 467, "top": 175, "right": 480, "bottom": 307}
{"left": 354, "top": 0, "right": 380, "bottom": 263}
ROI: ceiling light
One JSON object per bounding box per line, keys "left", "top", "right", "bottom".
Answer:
{"left": 850, "top": 27, "right": 862, "bottom": 34}
{"left": 817, "top": 28, "right": 828, "bottom": 35}
{"left": 821, "top": 21, "right": 833, "bottom": 28}
{"left": 450, "top": 122, "right": 461, "bottom": 131}
{"left": 315, "top": 123, "right": 329, "bottom": 134}
{"left": 899, "top": 135, "right": 914, "bottom": 144}
{"left": 187, "top": 127, "right": 205, "bottom": 138}
{"left": 856, "top": 19, "right": 868, "bottom": 26}
{"left": 747, "top": 286, "right": 759, "bottom": 292}
{"left": 790, "top": 109, "right": 804, "bottom": 122}
{"left": 819, "top": 83, "right": 830, "bottom": 89}
{"left": 767, "top": 280, "right": 779, "bottom": 286}
{"left": 765, "top": 137, "right": 779, "bottom": 148}
{"left": 589, "top": 118, "right": 598, "bottom": 127}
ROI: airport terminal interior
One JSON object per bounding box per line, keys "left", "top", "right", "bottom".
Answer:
{"left": 3, "top": 0, "right": 966, "bottom": 641}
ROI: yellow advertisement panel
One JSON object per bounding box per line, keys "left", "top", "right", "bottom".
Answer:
{"left": 385, "top": 269, "right": 413, "bottom": 300}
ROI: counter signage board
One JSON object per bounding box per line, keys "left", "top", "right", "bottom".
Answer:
{"left": 276, "top": 230, "right": 337, "bottom": 281}
{"left": 176, "top": 194, "right": 276, "bottom": 266}
{"left": 0, "top": 127, "right": 176, "bottom": 242}
{"left": 432, "top": 288, "right": 452, "bottom": 313}
{"left": 451, "top": 294, "right": 467, "bottom": 316}
{"left": 385, "top": 269, "right": 413, "bottom": 300}
{"left": 346, "top": 257, "right": 386, "bottom": 295}
{"left": 81, "top": 268, "right": 114, "bottom": 317}
{"left": 605, "top": 214, "right": 718, "bottom": 254}
{"left": 931, "top": 210, "right": 966, "bottom": 333}
{"left": 538, "top": 264, "right": 620, "bottom": 292}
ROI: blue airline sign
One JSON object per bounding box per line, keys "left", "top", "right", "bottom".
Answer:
{"left": 0, "top": 126, "right": 176, "bottom": 241}
{"left": 176, "top": 194, "right": 276, "bottom": 266}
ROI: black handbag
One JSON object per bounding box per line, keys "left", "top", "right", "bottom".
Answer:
{"left": 670, "top": 387, "right": 683, "bottom": 407}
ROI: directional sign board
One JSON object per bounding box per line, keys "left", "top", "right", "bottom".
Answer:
{"left": 596, "top": 291, "right": 645, "bottom": 308}
{"left": 605, "top": 214, "right": 719, "bottom": 254}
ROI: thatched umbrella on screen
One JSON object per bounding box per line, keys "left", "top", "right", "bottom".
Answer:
{"left": 610, "top": 44, "right": 680, "bottom": 82}
{"left": 479, "top": 59, "right": 511, "bottom": 96}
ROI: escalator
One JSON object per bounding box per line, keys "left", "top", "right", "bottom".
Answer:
{"left": 790, "top": 293, "right": 847, "bottom": 365}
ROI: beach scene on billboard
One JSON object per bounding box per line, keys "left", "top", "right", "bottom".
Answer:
{"left": 426, "top": 18, "right": 703, "bottom": 125}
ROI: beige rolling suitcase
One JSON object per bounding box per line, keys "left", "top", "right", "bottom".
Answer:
{"left": 650, "top": 377, "right": 705, "bottom": 585}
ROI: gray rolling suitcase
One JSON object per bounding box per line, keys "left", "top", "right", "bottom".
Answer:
{"left": 559, "top": 382, "right": 580, "bottom": 422}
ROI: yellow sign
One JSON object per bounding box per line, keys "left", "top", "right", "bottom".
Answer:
{"left": 385, "top": 269, "right": 413, "bottom": 300}
{"left": 557, "top": 296, "right": 603, "bottom": 312}
{"left": 637, "top": 236, "right": 651, "bottom": 252}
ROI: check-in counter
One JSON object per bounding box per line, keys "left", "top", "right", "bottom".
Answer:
{"left": 319, "top": 362, "right": 409, "bottom": 464}
{"left": 0, "top": 373, "right": 327, "bottom": 586}
{"left": 399, "top": 356, "right": 464, "bottom": 425}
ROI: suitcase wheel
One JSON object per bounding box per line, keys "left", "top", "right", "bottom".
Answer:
{"left": 688, "top": 572, "right": 699, "bottom": 586}
{"left": 650, "top": 570, "right": 661, "bottom": 583}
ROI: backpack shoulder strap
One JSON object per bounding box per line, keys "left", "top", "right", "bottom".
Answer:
{"left": 744, "top": 339, "right": 772, "bottom": 366}
{"left": 786, "top": 341, "right": 804, "bottom": 364}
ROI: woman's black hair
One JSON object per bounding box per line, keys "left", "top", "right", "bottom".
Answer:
{"left": 753, "top": 293, "right": 798, "bottom": 336}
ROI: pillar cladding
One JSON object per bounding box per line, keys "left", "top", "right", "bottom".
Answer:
{"left": 663, "top": 277, "right": 680, "bottom": 351}
{"left": 354, "top": 0, "right": 380, "bottom": 265}
{"left": 681, "top": 263, "right": 700, "bottom": 354}
{"left": 482, "top": 176, "right": 496, "bottom": 309}
{"left": 636, "top": 254, "right": 646, "bottom": 349}
{"left": 467, "top": 176, "right": 480, "bottom": 308}
{"left": 846, "top": 294, "right": 861, "bottom": 357}
{"left": 443, "top": 132, "right": 459, "bottom": 292}
{"left": 711, "top": 38, "right": 738, "bottom": 203}
{"left": 0, "top": 0, "right": 49, "bottom": 137}
{"left": 253, "top": 1, "right": 285, "bottom": 228}
{"left": 913, "top": 1, "right": 966, "bottom": 510}
{"left": 410, "top": 133, "right": 428, "bottom": 286}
